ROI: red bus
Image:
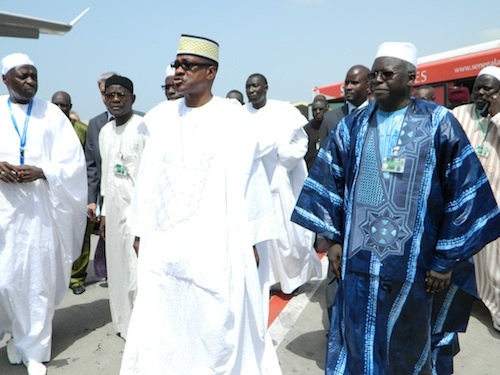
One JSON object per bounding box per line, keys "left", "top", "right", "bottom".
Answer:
{"left": 313, "top": 39, "right": 500, "bottom": 108}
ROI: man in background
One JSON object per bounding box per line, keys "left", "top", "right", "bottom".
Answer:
{"left": 320, "top": 64, "right": 370, "bottom": 146}
{"left": 304, "top": 94, "right": 328, "bottom": 171}
{"left": 52, "top": 90, "right": 92, "bottom": 295}
{"left": 226, "top": 89, "right": 244, "bottom": 104}
{"left": 319, "top": 64, "right": 370, "bottom": 322}
{"left": 414, "top": 84, "right": 435, "bottom": 101}
{"left": 452, "top": 66, "right": 500, "bottom": 333}
{"left": 245, "top": 73, "right": 321, "bottom": 295}
{"left": 86, "top": 72, "right": 144, "bottom": 279}
{"left": 162, "top": 65, "right": 182, "bottom": 100}
{"left": 99, "top": 75, "right": 146, "bottom": 340}
{"left": 85, "top": 71, "right": 118, "bottom": 279}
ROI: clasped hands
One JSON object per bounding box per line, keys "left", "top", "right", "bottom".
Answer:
{"left": 0, "top": 161, "right": 45, "bottom": 183}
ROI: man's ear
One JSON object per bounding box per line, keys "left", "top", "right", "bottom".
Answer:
{"left": 206, "top": 66, "right": 217, "bottom": 80}
{"left": 408, "top": 73, "right": 416, "bottom": 87}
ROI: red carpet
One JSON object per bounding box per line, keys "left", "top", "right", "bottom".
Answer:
{"left": 268, "top": 250, "right": 326, "bottom": 327}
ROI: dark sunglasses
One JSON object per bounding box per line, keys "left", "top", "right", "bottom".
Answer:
{"left": 367, "top": 70, "right": 398, "bottom": 81}
{"left": 171, "top": 60, "right": 212, "bottom": 71}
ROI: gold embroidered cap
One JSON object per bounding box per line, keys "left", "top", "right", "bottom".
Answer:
{"left": 177, "top": 34, "right": 219, "bottom": 63}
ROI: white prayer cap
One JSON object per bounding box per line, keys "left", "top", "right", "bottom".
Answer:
{"left": 375, "top": 42, "right": 418, "bottom": 67}
{"left": 165, "top": 64, "right": 175, "bottom": 77}
{"left": 478, "top": 66, "right": 500, "bottom": 82}
{"left": 1, "top": 53, "right": 35, "bottom": 75}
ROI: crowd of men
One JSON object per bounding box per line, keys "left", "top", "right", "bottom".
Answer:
{"left": 0, "top": 35, "right": 499, "bottom": 375}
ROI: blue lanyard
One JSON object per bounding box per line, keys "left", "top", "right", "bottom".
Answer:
{"left": 7, "top": 98, "right": 33, "bottom": 165}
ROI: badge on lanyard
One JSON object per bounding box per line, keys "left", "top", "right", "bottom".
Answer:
{"left": 475, "top": 145, "right": 490, "bottom": 158}
{"left": 114, "top": 164, "right": 128, "bottom": 176}
{"left": 381, "top": 157, "right": 405, "bottom": 173}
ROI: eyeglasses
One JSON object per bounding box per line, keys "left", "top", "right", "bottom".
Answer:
{"left": 367, "top": 70, "right": 398, "bottom": 81}
{"left": 171, "top": 60, "right": 212, "bottom": 71}
{"left": 367, "top": 70, "right": 413, "bottom": 81}
{"left": 104, "top": 92, "right": 129, "bottom": 100}
{"left": 161, "top": 84, "right": 174, "bottom": 90}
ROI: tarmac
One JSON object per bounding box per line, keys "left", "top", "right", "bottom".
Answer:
{"left": 1, "top": 235, "right": 500, "bottom": 374}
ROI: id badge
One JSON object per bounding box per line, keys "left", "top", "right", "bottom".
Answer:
{"left": 381, "top": 157, "right": 405, "bottom": 173}
{"left": 114, "top": 164, "right": 128, "bottom": 176}
{"left": 475, "top": 145, "right": 490, "bottom": 158}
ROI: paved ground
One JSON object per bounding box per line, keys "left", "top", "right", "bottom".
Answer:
{"left": 1, "top": 237, "right": 500, "bottom": 374}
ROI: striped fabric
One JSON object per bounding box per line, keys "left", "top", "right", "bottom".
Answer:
{"left": 453, "top": 103, "right": 500, "bottom": 328}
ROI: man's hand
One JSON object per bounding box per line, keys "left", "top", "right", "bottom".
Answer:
{"left": 99, "top": 216, "right": 106, "bottom": 240}
{"left": 0, "top": 161, "right": 20, "bottom": 183}
{"left": 327, "top": 242, "right": 343, "bottom": 279}
{"left": 133, "top": 237, "right": 140, "bottom": 257}
{"left": 425, "top": 269, "right": 452, "bottom": 293}
{"left": 16, "top": 165, "right": 45, "bottom": 183}
{"left": 488, "top": 92, "right": 500, "bottom": 117}
{"left": 87, "top": 203, "right": 100, "bottom": 223}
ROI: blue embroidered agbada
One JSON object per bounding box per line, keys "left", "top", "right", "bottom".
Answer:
{"left": 291, "top": 99, "right": 500, "bottom": 375}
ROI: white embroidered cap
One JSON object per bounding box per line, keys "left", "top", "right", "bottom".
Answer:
{"left": 478, "top": 66, "right": 500, "bottom": 82}
{"left": 165, "top": 64, "right": 176, "bottom": 77}
{"left": 375, "top": 42, "right": 418, "bottom": 67}
{"left": 1, "top": 53, "right": 35, "bottom": 75}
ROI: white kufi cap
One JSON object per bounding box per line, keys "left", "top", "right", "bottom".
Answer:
{"left": 478, "top": 66, "right": 500, "bottom": 82}
{"left": 375, "top": 42, "right": 418, "bottom": 67}
{"left": 165, "top": 64, "right": 175, "bottom": 77}
{"left": 1, "top": 53, "right": 35, "bottom": 75}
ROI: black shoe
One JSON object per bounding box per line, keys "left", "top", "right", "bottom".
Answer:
{"left": 72, "top": 285, "right": 85, "bottom": 295}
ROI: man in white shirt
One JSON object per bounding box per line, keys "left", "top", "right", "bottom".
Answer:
{"left": 245, "top": 73, "right": 321, "bottom": 296}
{"left": 0, "top": 53, "right": 86, "bottom": 375}
{"left": 98, "top": 75, "right": 147, "bottom": 340}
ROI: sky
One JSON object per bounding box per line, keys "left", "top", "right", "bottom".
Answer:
{"left": 1, "top": 0, "right": 500, "bottom": 121}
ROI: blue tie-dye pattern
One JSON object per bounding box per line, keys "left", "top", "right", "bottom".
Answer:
{"left": 414, "top": 318, "right": 432, "bottom": 374}
{"left": 386, "top": 281, "right": 412, "bottom": 362}
{"left": 293, "top": 206, "right": 340, "bottom": 237}
{"left": 436, "top": 332, "right": 456, "bottom": 347}
{"left": 444, "top": 174, "right": 489, "bottom": 213}
{"left": 445, "top": 144, "right": 475, "bottom": 179}
{"left": 436, "top": 208, "right": 500, "bottom": 250}
{"left": 432, "top": 285, "right": 459, "bottom": 335}
{"left": 304, "top": 178, "right": 343, "bottom": 207}
{"left": 364, "top": 260, "right": 380, "bottom": 375}
{"left": 316, "top": 147, "right": 334, "bottom": 166}
{"left": 406, "top": 153, "right": 435, "bottom": 282}
{"left": 335, "top": 345, "right": 348, "bottom": 374}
